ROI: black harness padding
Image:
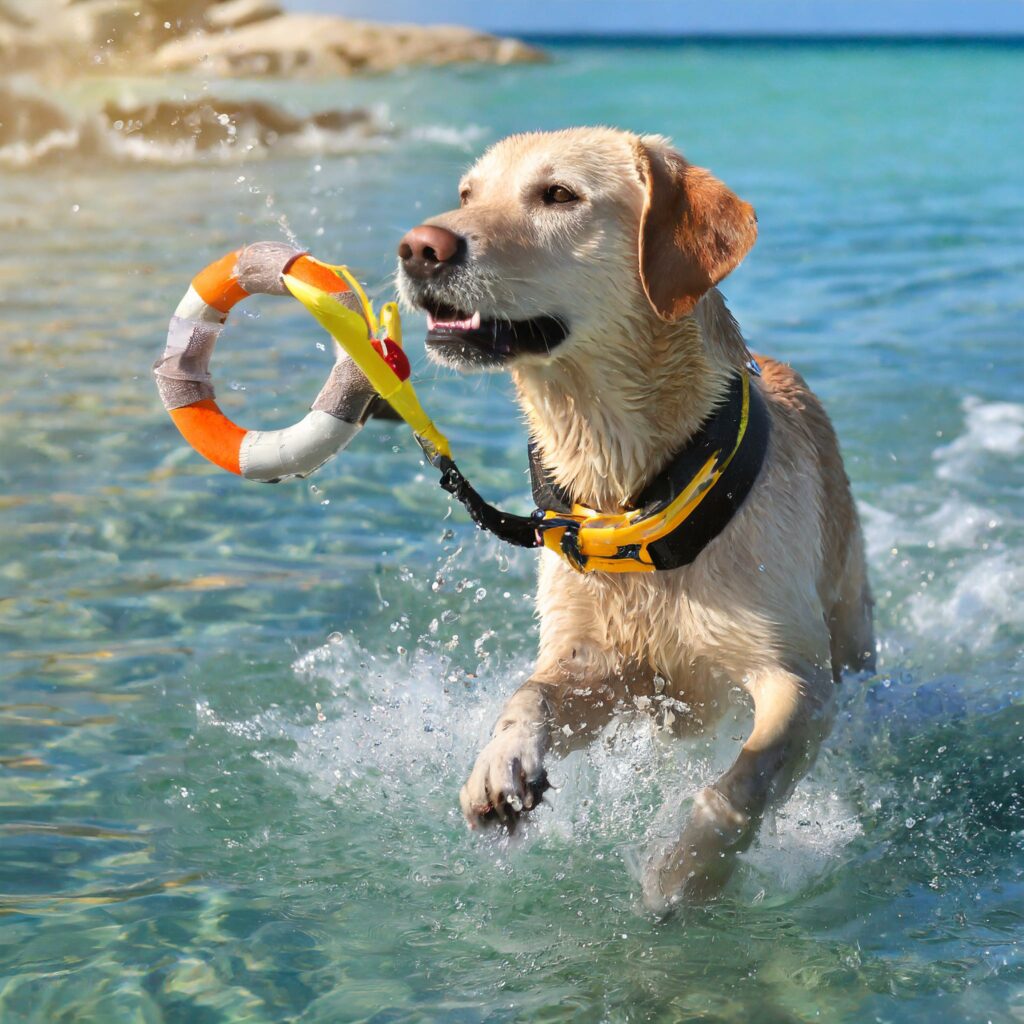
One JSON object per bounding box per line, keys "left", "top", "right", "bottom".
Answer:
{"left": 436, "top": 372, "right": 770, "bottom": 572}
{"left": 527, "top": 373, "right": 771, "bottom": 570}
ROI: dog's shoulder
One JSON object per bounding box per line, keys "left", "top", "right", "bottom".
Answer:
{"left": 750, "top": 354, "right": 839, "bottom": 448}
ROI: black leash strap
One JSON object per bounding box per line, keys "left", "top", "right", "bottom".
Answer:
{"left": 435, "top": 456, "right": 541, "bottom": 549}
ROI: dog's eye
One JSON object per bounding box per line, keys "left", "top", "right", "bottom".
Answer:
{"left": 542, "top": 184, "right": 579, "bottom": 206}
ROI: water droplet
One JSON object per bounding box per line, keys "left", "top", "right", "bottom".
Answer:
{"left": 474, "top": 587, "right": 487, "bottom": 602}
{"left": 327, "top": 631, "right": 343, "bottom": 644}
{"left": 905, "top": 817, "right": 915, "bottom": 828}
{"left": 758, "top": 563, "right": 766, "bottom": 573}
{"left": 441, "top": 609, "right": 458, "bottom": 623}
{"left": 497, "top": 553, "right": 510, "bottom": 572}
{"left": 316, "top": 341, "right": 326, "bottom": 351}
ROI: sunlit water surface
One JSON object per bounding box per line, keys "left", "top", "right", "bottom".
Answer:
{"left": 1, "top": 41, "right": 1022, "bottom": 1023}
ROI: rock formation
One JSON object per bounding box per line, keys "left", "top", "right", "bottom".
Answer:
{"left": 0, "top": 0, "right": 543, "bottom": 78}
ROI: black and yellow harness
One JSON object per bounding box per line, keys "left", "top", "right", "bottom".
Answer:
{"left": 437, "top": 370, "right": 770, "bottom": 574}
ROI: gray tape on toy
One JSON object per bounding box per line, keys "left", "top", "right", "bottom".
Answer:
{"left": 235, "top": 242, "right": 306, "bottom": 296}
{"left": 239, "top": 410, "right": 362, "bottom": 482}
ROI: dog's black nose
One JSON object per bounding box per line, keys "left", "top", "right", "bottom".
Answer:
{"left": 397, "top": 224, "right": 465, "bottom": 280}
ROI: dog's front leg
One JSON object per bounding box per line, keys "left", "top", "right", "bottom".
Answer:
{"left": 642, "top": 658, "right": 835, "bottom": 911}
{"left": 459, "top": 654, "right": 650, "bottom": 830}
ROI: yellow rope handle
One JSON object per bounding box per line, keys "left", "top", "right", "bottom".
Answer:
{"left": 282, "top": 265, "right": 451, "bottom": 463}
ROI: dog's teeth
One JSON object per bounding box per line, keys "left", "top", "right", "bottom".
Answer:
{"left": 426, "top": 311, "right": 482, "bottom": 331}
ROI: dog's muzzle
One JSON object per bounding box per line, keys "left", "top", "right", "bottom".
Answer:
{"left": 397, "top": 223, "right": 569, "bottom": 368}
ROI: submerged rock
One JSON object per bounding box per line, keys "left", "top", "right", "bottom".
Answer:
{"left": 102, "top": 97, "right": 384, "bottom": 151}
{"left": 0, "top": 84, "right": 90, "bottom": 165}
{"left": 0, "top": 87, "right": 390, "bottom": 168}
{"left": 0, "top": 86, "right": 75, "bottom": 148}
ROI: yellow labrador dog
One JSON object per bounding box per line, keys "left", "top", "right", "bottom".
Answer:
{"left": 395, "top": 127, "right": 874, "bottom": 911}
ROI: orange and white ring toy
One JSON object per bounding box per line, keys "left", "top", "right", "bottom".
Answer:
{"left": 154, "top": 242, "right": 375, "bottom": 482}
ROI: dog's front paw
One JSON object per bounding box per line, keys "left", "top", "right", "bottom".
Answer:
{"left": 459, "top": 725, "right": 550, "bottom": 831}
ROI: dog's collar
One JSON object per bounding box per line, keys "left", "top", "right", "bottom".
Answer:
{"left": 526, "top": 370, "right": 771, "bottom": 573}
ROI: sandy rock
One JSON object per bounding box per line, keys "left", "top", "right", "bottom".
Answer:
{"left": 0, "top": 4, "right": 33, "bottom": 28}
{"left": 0, "top": 1, "right": 543, "bottom": 78}
{"left": 65, "top": 0, "right": 148, "bottom": 48}
{"left": 204, "top": 0, "right": 281, "bottom": 32}
{"left": 151, "top": 13, "right": 545, "bottom": 77}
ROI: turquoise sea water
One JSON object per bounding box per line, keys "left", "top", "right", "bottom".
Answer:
{"left": 1, "top": 40, "right": 1022, "bottom": 1023}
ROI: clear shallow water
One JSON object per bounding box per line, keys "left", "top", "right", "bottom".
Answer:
{"left": 1, "top": 40, "right": 1022, "bottom": 1023}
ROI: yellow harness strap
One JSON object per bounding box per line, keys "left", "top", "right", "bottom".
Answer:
{"left": 532, "top": 372, "right": 767, "bottom": 573}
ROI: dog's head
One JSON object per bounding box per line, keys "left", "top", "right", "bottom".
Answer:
{"left": 396, "top": 127, "right": 757, "bottom": 372}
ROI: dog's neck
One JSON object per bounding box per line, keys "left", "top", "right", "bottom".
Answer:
{"left": 511, "top": 289, "right": 749, "bottom": 512}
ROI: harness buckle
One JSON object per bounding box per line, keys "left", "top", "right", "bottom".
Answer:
{"left": 557, "top": 520, "right": 587, "bottom": 572}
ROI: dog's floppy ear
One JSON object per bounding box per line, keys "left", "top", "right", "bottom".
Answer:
{"left": 635, "top": 138, "right": 757, "bottom": 321}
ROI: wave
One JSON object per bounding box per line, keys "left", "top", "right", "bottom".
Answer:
{"left": 861, "top": 395, "right": 1023, "bottom": 659}
{"left": 933, "top": 395, "right": 1024, "bottom": 481}
{"left": 408, "top": 122, "right": 489, "bottom": 151}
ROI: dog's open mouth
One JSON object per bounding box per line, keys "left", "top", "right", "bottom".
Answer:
{"left": 423, "top": 302, "right": 568, "bottom": 368}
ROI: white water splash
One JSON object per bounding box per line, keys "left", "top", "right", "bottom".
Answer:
{"left": 234, "top": 636, "right": 862, "bottom": 902}
{"left": 408, "top": 123, "right": 488, "bottom": 151}
{"left": 934, "top": 396, "right": 1024, "bottom": 481}
{"left": 907, "top": 554, "right": 1023, "bottom": 650}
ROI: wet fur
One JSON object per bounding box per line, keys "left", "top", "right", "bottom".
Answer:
{"left": 396, "top": 127, "right": 874, "bottom": 910}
